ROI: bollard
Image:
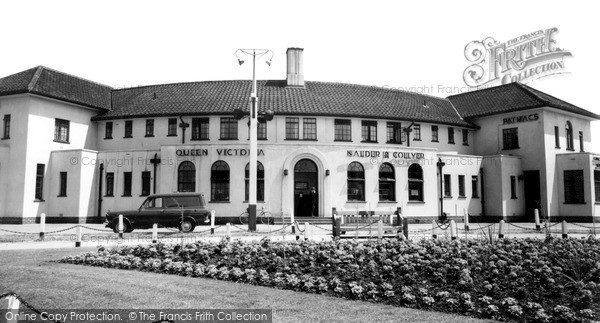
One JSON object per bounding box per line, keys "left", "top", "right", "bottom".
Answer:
{"left": 450, "top": 220, "right": 457, "bottom": 240}
{"left": 118, "top": 214, "right": 124, "bottom": 239}
{"left": 225, "top": 223, "right": 231, "bottom": 241}
{"left": 39, "top": 213, "right": 46, "bottom": 240}
{"left": 377, "top": 220, "right": 383, "bottom": 239}
{"left": 294, "top": 222, "right": 301, "bottom": 240}
{"left": 152, "top": 223, "right": 158, "bottom": 243}
{"left": 304, "top": 222, "right": 310, "bottom": 241}
{"left": 75, "top": 226, "right": 82, "bottom": 247}
{"left": 534, "top": 209, "right": 541, "bottom": 231}
{"left": 432, "top": 220, "right": 438, "bottom": 239}
{"left": 464, "top": 210, "right": 469, "bottom": 231}
{"left": 561, "top": 220, "right": 568, "bottom": 239}
{"left": 210, "top": 210, "right": 216, "bottom": 235}
{"left": 332, "top": 215, "right": 341, "bottom": 238}
{"left": 402, "top": 217, "right": 409, "bottom": 240}
{"left": 498, "top": 220, "right": 505, "bottom": 239}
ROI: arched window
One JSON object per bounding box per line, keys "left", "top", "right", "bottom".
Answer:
{"left": 347, "top": 162, "right": 365, "bottom": 201}
{"left": 408, "top": 164, "right": 423, "bottom": 201}
{"left": 379, "top": 163, "right": 395, "bottom": 201}
{"left": 245, "top": 162, "right": 265, "bottom": 201}
{"left": 177, "top": 161, "right": 196, "bottom": 192}
{"left": 211, "top": 161, "right": 230, "bottom": 201}
{"left": 566, "top": 121, "right": 574, "bottom": 150}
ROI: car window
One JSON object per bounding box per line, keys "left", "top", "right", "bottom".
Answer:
{"left": 143, "top": 197, "right": 163, "bottom": 208}
{"left": 174, "top": 196, "right": 202, "bottom": 207}
{"left": 164, "top": 197, "right": 181, "bottom": 208}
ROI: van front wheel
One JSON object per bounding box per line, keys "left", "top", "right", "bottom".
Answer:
{"left": 180, "top": 219, "right": 195, "bottom": 233}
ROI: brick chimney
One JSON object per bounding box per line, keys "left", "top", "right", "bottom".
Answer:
{"left": 286, "top": 47, "right": 304, "bottom": 87}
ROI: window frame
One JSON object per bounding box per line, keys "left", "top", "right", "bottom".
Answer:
{"left": 334, "top": 119, "right": 352, "bottom": 141}
{"left": 413, "top": 124, "right": 421, "bottom": 141}
{"left": 443, "top": 174, "right": 452, "bottom": 197}
{"left": 192, "top": 117, "right": 210, "bottom": 140}
{"left": 2, "top": 114, "right": 11, "bottom": 139}
{"left": 361, "top": 120, "right": 378, "bottom": 143}
{"left": 564, "top": 170, "right": 585, "bottom": 204}
{"left": 566, "top": 121, "right": 574, "bottom": 151}
{"left": 448, "top": 127, "right": 455, "bottom": 144}
{"left": 386, "top": 122, "right": 402, "bottom": 144}
{"left": 167, "top": 118, "right": 178, "bottom": 137}
{"left": 303, "top": 118, "right": 317, "bottom": 140}
{"left": 178, "top": 161, "right": 196, "bottom": 192}
{"left": 141, "top": 171, "right": 151, "bottom": 196}
{"left": 35, "top": 164, "right": 45, "bottom": 201}
{"left": 510, "top": 176, "right": 517, "bottom": 199}
{"left": 105, "top": 172, "right": 114, "bottom": 197}
{"left": 54, "top": 118, "right": 70, "bottom": 143}
{"left": 462, "top": 129, "right": 469, "bottom": 146}
{"left": 471, "top": 175, "right": 479, "bottom": 198}
{"left": 123, "top": 171, "right": 132, "bottom": 197}
{"left": 58, "top": 171, "right": 67, "bottom": 197}
{"left": 554, "top": 126, "right": 560, "bottom": 148}
{"left": 145, "top": 119, "right": 154, "bottom": 137}
{"left": 219, "top": 117, "right": 238, "bottom": 140}
{"left": 104, "top": 121, "right": 113, "bottom": 139}
{"left": 378, "top": 163, "right": 396, "bottom": 201}
{"left": 285, "top": 117, "right": 300, "bottom": 140}
{"left": 458, "top": 175, "right": 465, "bottom": 197}
{"left": 502, "top": 127, "right": 519, "bottom": 150}
{"left": 211, "top": 161, "right": 230, "bottom": 202}
{"left": 594, "top": 170, "right": 600, "bottom": 203}
{"left": 347, "top": 161, "right": 365, "bottom": 201}
{"left": 408, "top": 164, "right": 424, "bottom": 202}
{"left": 431, "top": 125, "right": 439, "bottom": 142}
{"left": 124, "top": 120, "right": 133, "bottom": 138}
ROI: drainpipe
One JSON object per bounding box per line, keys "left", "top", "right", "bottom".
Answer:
{"left": 480, "top": 168, "right": 486, "bottom": 219}
{"left": 437, "top": 158, "right": 446, "bottom": 220}
{"left": 97, "top": 163, "right": 104, "bottom": 223}
{"left": 179, "top": 116, "right": 189, "bottom": 144}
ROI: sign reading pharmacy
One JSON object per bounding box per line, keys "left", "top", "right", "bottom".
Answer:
{"left": 503, "top": 113, "right": 539, "bottom": 125}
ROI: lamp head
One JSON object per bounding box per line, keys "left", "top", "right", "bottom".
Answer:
{"left": 265, "top": 59, "right": 272, "bottom": 66}
{"left": 237, "top": 59, "right": 245, "bottom": 66}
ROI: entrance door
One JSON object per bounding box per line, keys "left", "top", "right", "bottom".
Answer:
{"left": 523, "top": 170, "right": 541, "bottom": 219}
{"left": 294, "top": 159, "right": 318, "bottom": 217}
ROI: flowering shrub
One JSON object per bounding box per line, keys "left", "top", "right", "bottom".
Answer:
{"left": 59, "top": 237, "right": 600, "bottom": 322}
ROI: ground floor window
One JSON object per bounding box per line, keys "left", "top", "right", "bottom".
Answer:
{"left": 443, "top": 174, "right": 451, "bottom": 197}
{"left": 378, "top": 163, "right": 395, "bottom": 201}
{"left": 408, "top": 164, "right": 423, "bottom": 201}
{"left": 595, "top": 170, "right": 600, "bottom": 202}
{"left": 211, "top": 161, "right": 230, "bottom": 201}
{"left": 105, "top": 172, "right": 114, "bottom": 196}
{"left": 510, "top": 176, "right": 517, "bottom": 199}
{"left": 178, "top": 161, "right": 196, "bottom": 192}
{"left": 472, "top": 175, "right": 479, "bottom": 198}
{"left": 458, "top": 175, "right": 465, "bottom": 197}
{"left": 245, "top": 162, "right": 265, "bottom": 201}
{"left": 123, "top": 172, "right": 132, "bottom": 196}
{"left": 347, "top": 162, "right": 365, "bottom": 201}
{"left": 564, "top": 170, "right": 584, "bottom": 204}
{"left": 35, "top": 164, "right": 45, "bottom": 201}
{"left": 141, "top": 171, "right": 151, "bottom": 196}
{"left": 58, "top": 172, "right": 67, "bottom": 197}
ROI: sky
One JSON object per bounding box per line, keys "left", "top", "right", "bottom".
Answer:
{"left": 1, "top": 0, "right": 598, "bottom": 151}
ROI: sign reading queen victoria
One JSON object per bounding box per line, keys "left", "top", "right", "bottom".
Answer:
{"left": 463, "top": 27, "right": 572, "bottom": 88}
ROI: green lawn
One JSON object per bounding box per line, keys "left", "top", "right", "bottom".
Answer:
{"left": 0, "top": 247, "right": 495, "bottom": 322}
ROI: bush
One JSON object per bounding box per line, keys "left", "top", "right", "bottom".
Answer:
{"left": 59, "top": 237, "right": 600, "bottom": 322}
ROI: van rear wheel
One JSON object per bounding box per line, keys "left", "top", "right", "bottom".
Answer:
{"left": 180, "top": 219, "right": 195, "bottom": 233}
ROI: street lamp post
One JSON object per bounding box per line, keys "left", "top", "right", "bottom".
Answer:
{"left": 236, "top": 49, "right": 273, "bottom": 231}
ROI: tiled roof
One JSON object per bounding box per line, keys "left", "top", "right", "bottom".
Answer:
{"left": 93, "top": 80, "right": 476, "bottom": 128}
{"left": 448, "top": 82, "right": 600, "bottom": 120}
{"left": 0, "top": 66, "right": 112, "bottom": 110}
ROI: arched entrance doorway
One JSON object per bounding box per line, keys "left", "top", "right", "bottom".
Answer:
{"left": 294, "top": 159, "right": 318, "bottom": 217}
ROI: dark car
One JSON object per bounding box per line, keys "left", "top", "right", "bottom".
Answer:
{"left": 104, "top": 193, "right": 211, "bottom": 233}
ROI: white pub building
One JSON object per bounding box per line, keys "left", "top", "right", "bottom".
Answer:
{"left": 1, "top": 48, "right": 599, "bottom": 224}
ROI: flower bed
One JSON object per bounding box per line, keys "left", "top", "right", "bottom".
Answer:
{"left": 59, "top": 238, "right": 600, "bottom": 322}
